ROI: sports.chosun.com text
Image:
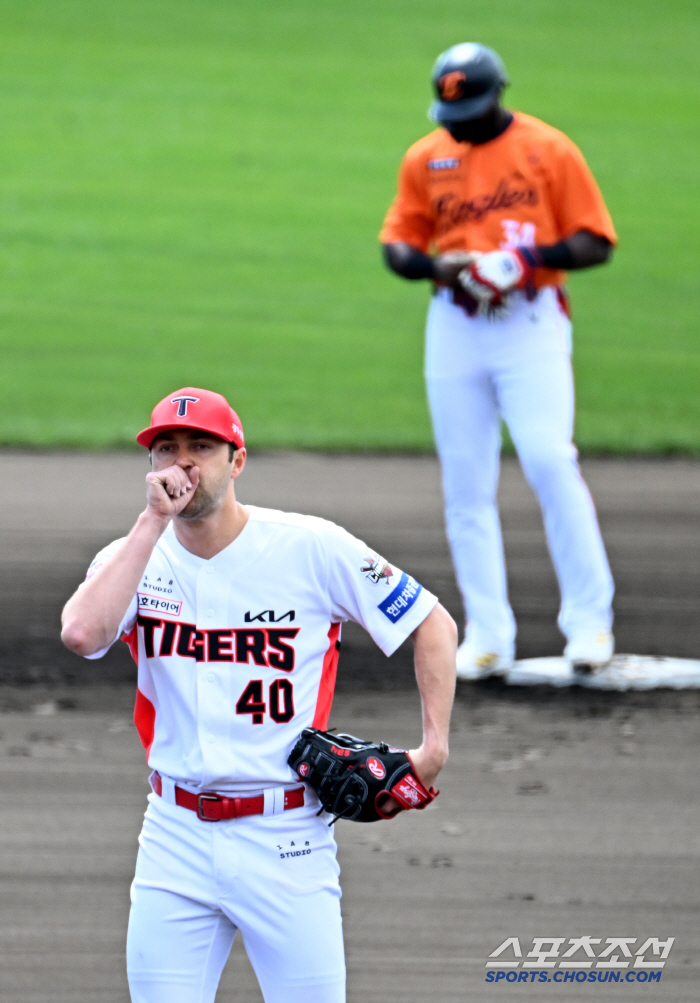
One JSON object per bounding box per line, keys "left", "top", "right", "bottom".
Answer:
{"left": 483, "top": 936, "right": 673, "bottom": 984}
{"left": 486, "top": 970, "right": 661, "bottom": 984}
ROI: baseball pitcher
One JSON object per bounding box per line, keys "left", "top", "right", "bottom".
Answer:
{"left": 61, "top": 387, "right": 456, "bottom": 1003}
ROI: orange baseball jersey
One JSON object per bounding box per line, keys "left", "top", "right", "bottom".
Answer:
{"left": 380, "top": 112, "right": 617, "bottom": 289}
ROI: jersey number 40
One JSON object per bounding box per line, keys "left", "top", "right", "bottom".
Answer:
{"left": 236, "top": 679, "right": 294, "bottom": 725}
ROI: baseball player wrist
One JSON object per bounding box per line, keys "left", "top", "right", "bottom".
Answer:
{"left": 515, "top": 246, "right": 542, "bottom": 270}
{"left": 416, "top": 738, "right": 449, "bottom": 763}
{"left": 432, "top": 251, "right": 483, "bottom": 287}
{"left": 383, "top": 242, "right": 437, "bottom": 281}
{"left": 409, "top": 251, "right": 437, "bottom": 281}
{"left": 138, "top": 507, "right": 172, "bottom": 537}
{"left": 414, "top": 736, "right": 449, "bottom": 767}
{"left": 523, "top": 241, "right": 575, "bottom": 270}
{"left": 409, "top": 743, "right": 447, "bottom": 790}
{"left": 399, "top": 250, "right": 437, "bottom": 281}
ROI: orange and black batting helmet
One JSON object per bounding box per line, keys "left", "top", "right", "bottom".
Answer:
{"left": 429, "top": 43, "right": 508, "bottom": 123}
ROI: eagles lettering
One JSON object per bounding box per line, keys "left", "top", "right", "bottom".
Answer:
{"left": 434, "top": 177, "right": 539, "bottom": 229}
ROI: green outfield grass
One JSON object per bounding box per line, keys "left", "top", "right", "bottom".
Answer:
{"left": 0, "top": 0, "right": 697, "bottom": 451}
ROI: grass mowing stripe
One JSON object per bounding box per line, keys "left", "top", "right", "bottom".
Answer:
{"left": 0, "top": 0, "right": 697, "bottom": 449}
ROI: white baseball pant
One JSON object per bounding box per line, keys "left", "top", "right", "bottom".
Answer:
{"left": 425, "top": 286, "right": 614, "bottom": 655}
{"left": 127, "top": 789, "right": 346, "bottom": 1003}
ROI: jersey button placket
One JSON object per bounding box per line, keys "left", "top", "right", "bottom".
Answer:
{"left": 195, "top": 563, "right": 233, "bottom": 784}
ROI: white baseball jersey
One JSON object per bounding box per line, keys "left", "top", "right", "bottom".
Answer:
{"left": 85, "top": 505, "right": 436, "bottom": 793}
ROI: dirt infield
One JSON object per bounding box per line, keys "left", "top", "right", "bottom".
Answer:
{"left": 2, "top": 451, "right": 700, "bottom": 686}
{"left": 1, "top": 452, "right": 699, "bottom": 1001}
{"left": 1, "top": 689, "right": 698, "bottom": 1002}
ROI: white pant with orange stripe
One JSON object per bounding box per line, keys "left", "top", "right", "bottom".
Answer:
{"left": 127, "top": 788, "right": 345, "bottom": 1003}
{"left": 425, "top": 286, "right": 614, "bottom": 655}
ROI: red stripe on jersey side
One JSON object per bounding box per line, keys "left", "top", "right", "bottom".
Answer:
{"left": 133, "top": 687, "right": 156, "bottom": 754}
{"left": 121, "top": 626, "right": 139, "bottom": 664}
{"left": 312, "top": 622, "right": 341, "bottom": 730}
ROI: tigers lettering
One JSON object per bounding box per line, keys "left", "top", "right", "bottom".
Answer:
{"left": 136, "top": 616, "right": 299, "bottom": 667}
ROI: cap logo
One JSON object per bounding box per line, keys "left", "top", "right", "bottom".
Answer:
{"left": 171, "top": 395, "right": 199, "bottom": 417}
{"left": 438, "top": 71, "right": 467, "bottom": 101}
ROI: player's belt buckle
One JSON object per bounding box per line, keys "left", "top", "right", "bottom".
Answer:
{"left": 197, "top": 793, "right": 223, "bottom": 821}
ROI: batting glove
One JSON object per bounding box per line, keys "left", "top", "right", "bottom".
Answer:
{"left": 457, "top": 249, "right": 535, "bottom": 307}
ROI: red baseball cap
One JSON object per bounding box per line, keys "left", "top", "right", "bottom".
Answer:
{"left": 136, "top": 387, "right": 245, "bottom": 450}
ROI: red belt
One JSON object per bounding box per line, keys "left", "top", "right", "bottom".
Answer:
{"left": 152, "top": 773, "right": 305, "bottom": 822}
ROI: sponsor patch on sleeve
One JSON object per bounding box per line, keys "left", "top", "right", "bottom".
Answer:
{"left": 378, "top": 572, "right": 423, "bottom": 622}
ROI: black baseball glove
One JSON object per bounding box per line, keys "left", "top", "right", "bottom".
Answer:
{"left": 288, "top": 728, "right": 439, "bottom": 823}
